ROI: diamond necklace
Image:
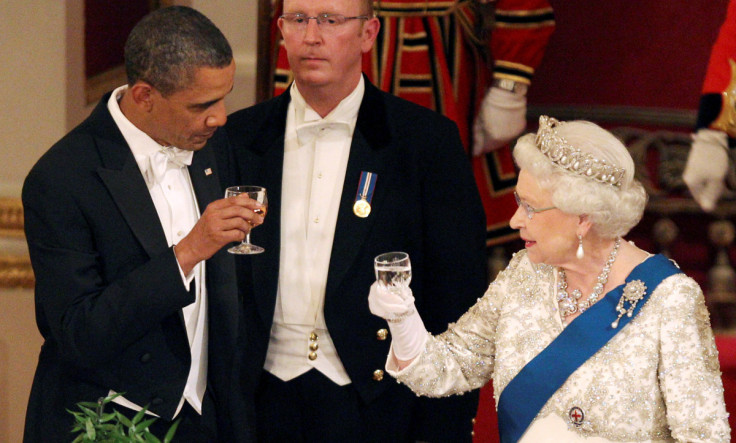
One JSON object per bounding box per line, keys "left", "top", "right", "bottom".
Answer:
{"left": 557, "top": 237, "right": 621, "bottom": 322}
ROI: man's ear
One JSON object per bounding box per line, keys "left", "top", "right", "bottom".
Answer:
{"left": 360, "top": 17, "right": 381, "bottom": 53}
{"left": 128, "top": 81, "right": 156, "bottom": 111}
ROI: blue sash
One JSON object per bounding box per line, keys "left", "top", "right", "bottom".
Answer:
{"left": 496, "top": 254, "right": 681, "bottom": 443}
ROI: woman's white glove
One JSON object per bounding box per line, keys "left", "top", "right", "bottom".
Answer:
{"left": 472, "top": 86, "right": 527, "bottom": 156}
{"left": 683, "top": 128, "right": 730, "bottom": 212}
{"left": 368, "top": 282, "right": 428, "bottom": 361}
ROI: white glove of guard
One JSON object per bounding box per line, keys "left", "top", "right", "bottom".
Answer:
{"left": 683, "top": 128, "right": 730, "bottom": 212}
{"left": 472, "top": 86, "right": 527, "bottom": 156}
{"left": 368, "top": 282, "right": 428, "bottom": 361}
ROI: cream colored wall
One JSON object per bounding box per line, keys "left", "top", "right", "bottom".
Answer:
{"left": 0, "top": 1, "right": 68, "bottom": 198}
{"left": 192, "top": 0, "right": 259, "bottom": 115}
{"left": 0, "top": 1, "right": 259, "bottom": 440}
{"left": 0, "top": 0, "right": 258, "bottom": 197}
{"left": 0, "top": 288, "right": 40, "bottom": 442}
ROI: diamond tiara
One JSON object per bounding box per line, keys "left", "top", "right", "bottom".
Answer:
{"left": 535, "top": 116, "right": 625, "bottom": 188}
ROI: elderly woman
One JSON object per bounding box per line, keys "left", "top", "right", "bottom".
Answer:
{"left": 369, "top": 116, "right": 730, "bottom": 442}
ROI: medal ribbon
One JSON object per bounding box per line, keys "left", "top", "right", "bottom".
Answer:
{"left": 354, "top": 171, "right": 377, "bottom": 210}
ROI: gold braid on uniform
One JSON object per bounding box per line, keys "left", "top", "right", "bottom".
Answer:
{"left": 711, "top": 58, "right": 736, "bottom": 138}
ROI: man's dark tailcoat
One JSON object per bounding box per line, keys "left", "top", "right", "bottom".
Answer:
{"left": 22, "top": 94, "right": 249, "bottom": 442}
{"left": 220, "top": 80, "right": 489, "bottom": 441}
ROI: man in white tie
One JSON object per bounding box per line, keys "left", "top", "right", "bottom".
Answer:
{"left": 219, "top": 0, "right": 488, "bottom": 440}
{"left": 22, "top": 6, "right": 260, "bottom": 442}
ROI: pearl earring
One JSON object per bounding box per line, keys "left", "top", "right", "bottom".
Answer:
{"left": 576, "top": 235, "right": 584, "bottom": 260}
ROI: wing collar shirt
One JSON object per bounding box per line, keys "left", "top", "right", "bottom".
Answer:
{"left": 107, "top": 85, "right": 208, "bottom": 416}
{"left": 265, "top": 77, "right": 365, "bottom": 385}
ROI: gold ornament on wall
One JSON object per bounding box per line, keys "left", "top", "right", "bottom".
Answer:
{"left": 0, "top": 198, "right": 33, "bottom": 289}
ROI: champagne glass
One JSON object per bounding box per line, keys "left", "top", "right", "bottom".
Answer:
{"left": 374, "top": 252, "right": 412, "bottom": 295}
{"left": 225, "top": 186, "right": 268, "bottom": 255}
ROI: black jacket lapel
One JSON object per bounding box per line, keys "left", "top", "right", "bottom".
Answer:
{"left": 325, "top": 81, "right": 391, "bottom": 300}
{"left": 189, "top": 140, "right": 223, "bottom": 216}
{"left": 90, "top": 98, "right": 169, "bottom": 258}
{"left": 243, "top": 94, "right": 289, "bottom": 325}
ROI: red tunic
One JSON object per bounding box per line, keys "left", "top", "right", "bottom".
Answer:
{"left": 270, "top": 0, "right": 555, "bottom": 245}
{"left": 703, "top": 0, "right": 736, "bottom": 95}
{"left": 698, "top": 0, "right": 736, "bottom": 135}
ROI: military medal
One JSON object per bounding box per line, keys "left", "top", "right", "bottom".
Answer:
{"left": 353, "top": 199, "right": 371, "bottom": 217}
{"left": 353, "top": 171, "right": 377, "bottom": 218}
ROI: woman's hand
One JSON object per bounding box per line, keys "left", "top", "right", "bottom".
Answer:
{"left": 368, "top": 282, "right": 428, "bottom": 364}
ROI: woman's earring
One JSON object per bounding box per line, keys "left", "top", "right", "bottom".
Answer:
{"left": 576, "top": 235, "right": 584, "bottom": 260}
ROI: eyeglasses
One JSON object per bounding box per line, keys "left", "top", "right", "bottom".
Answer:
{"left": 280, "top": 13, "right": 370, "bottom": 33}
{"left": 514, "top": 191, "right": 556, "bottom": 220}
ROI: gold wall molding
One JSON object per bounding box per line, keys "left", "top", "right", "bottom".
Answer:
{"left": 0, "top": 197, "right": 24, "bottom": 237}
{"left": 0, "top": 255, "right": 34, "bottom": 289}
{"left": 0, "top": 197, "right": 33, "bottom": 288}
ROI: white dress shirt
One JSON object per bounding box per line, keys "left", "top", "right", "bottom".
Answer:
{"left": 106, "top": 85, "right": 208, "bottom": 416}
{"left": 264, "top": 78, "right": 365, "bottom": 385}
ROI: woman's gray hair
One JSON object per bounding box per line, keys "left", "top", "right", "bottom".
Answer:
{"left": 513, "top": 118, "right": 647, "bottom": 238}
{"left": 124, "top": 6, "right": 233, "bottom": 97}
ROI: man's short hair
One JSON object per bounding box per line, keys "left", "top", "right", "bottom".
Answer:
{"left": 124, "top": 6, "right": 233, "bottom": 96}
{"left": 364, "top": 0, "right": 375, "bottom": 16}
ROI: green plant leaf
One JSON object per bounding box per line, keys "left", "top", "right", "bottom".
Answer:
{"left": 77, "top": 404, "right": 98, "bottom": 418}
{"left": 162, "top": 418, "right": 180, "bottom": 443}
{"left": 77, "top": 400, "right": 102, "bottom": 409}
{"left": 102, "top": 392, "right": 124, "bottom": 404}
{"left": 100, "top": 412, "right": 117, "bottom": 423}
{"left": 136, "top": 417, "right": 157, "bottom": 431}
{"left": 70, "top": 412, "right": 87, "bottom": 428}
{"left": 69, "top": 393, "right": 176, "bottom": 442}
{"left": 115, "top": 410, "right": 133, "bottom": 428}
{"left": 131, "top": 407, "right": 148, "bottom": 425}
{"left": 85, "top": 418, "right": 96, "bottom": 439}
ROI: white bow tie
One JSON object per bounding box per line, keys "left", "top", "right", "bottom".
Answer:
{"left": 137, "top": 147, "right": 194, "bottom": 186}
{"left": 296, "top": 121, "right": 351, "bottom": 145}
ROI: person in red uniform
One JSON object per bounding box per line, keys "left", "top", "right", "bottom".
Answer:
{"left": 270, "top": 0, "right": 555, "bottom": 245}
{"left": 684, "top": 0, "right": 736, "bottom": 212}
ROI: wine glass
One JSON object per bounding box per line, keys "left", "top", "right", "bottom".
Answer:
{"left": 225, "top": 186, "right": 268, "bottom": 255}
{"left": 374, "top": 252, "right": 412, "bottom": 295}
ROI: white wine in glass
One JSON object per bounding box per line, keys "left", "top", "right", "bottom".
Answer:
{"left": 374, "top": 251, "right": 412, "bottom": 293}
{"left": 225, "top": 185, "right": 268, "bottom": 255}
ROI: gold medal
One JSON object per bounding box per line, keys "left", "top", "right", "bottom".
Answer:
{"left": 353, "top": 199, "right": 371, "bottom": 218}
{"left": 354, "top": 171, "right": 376, "bottom": 218}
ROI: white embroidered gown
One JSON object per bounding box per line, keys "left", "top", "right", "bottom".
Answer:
{"left": 387, "top": 250, "right": 731, "bottom": 442}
